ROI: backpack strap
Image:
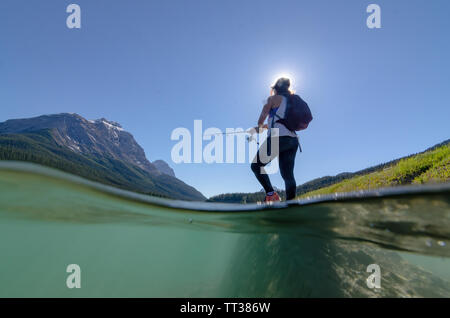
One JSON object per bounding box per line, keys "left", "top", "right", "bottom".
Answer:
{"left": 274, "top": 95, "right": 288, "bottom": 126}
{"left": 297, "top": 136, "right": 302, "bottom": 153}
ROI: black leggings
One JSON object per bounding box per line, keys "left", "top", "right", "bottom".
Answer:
{"left": 251, "top": 136, "right": 299, "bottom": 200}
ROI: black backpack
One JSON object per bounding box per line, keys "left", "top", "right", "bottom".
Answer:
{"left": 276, "top": 94, "right": 312, "bottom": 131}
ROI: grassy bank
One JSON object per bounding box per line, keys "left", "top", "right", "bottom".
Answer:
{"left": 297, "top": 143, "right": 450, "bottom": 199}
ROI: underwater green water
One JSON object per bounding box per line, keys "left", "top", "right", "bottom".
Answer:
{"left": 0, "top": 162, "right": 449, "bottom": 297}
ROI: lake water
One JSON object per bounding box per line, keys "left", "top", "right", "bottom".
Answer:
{"left": 0, "top": 162, "right": 449, "bottom": 297}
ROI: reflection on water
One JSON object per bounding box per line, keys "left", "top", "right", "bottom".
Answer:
{"left": 0, "top": 162, "right": 449, "bottom": 297}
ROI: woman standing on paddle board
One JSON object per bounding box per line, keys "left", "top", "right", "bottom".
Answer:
{"left": 251, "top": 77, "right": 300, "bottom": 202}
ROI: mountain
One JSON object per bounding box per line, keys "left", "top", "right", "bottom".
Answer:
{"left": 0, "top": 113, "right": 205, "bottom": 201}
{"left": 152, "top": 160, "right": 175, "bottom": 177}
{"left": 208, "top": 139, "right": 450, "bottom": 203}
{"left": 0, "top": 113, "right": 158, "bottom": 173}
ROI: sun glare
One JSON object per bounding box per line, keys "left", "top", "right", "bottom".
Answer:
{"left": 271, "top": 72, "right": 298, "bottom": 93}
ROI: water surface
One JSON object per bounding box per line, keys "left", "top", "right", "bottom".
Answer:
{"left": 0, "top": 162, "right": 449, "bottom": 297}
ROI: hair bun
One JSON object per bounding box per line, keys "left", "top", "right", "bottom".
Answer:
{"left": 272, "top": 77, "right": 291, "bottom": 90}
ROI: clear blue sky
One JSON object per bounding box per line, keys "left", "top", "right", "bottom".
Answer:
{"left": 1, "top": 0, "right": 449, "bottom": 198}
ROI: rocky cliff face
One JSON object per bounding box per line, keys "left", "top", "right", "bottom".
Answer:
{"left": 0, "top": 113, "right": 204, "bottom": 200}
{"left": 0, "top": 113, "right": 163, "bottom": 174}
{"left": 152, "top": 160, "right": 176, "bottom": 177}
